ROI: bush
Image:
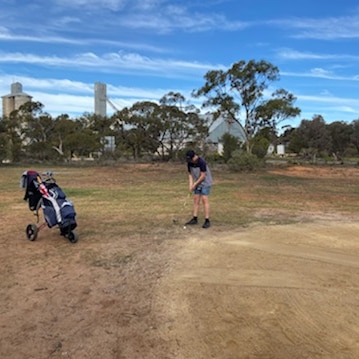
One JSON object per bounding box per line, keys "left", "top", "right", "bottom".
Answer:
{"left": 251, "top": 137, "right": 270, "bottom": 159}
{"left": 227, "top": 150, "right": 261, "bottom": 171}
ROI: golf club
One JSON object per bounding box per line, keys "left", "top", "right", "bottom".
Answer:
{"left": 173, "top": 192, "right": 191, "bottom": 224}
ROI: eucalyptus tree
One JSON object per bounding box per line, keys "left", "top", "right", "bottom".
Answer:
{"left": 64, "top": 126, "right": 101, "bottom": 158}
{"left": 117, "top": 101, "right": 162, "bottom": 159}
{"left": 1, "top": 110, "right": 25, "bottom": 162}
{"left": 52, "top": 114, "right": 79, "bottom": 160}
{"left": 159, "top": 92, "right": 208, "bottom": 160}
{"left": 289, "top": 115, "right": 331, "bottom": 159}
{"left": 0, "top": 116, "right": 10, "bottom": 163}
{"left": 326, "top": 121, "right": 353, "bottom": 159}
{"left": 19, "top": 101, "right": 56, "bottom": 160}
{"left": 192, "top": 59, "right": 301, "bottom": 153}
{"left": 350, "top": 119, "right": 359, "bottom": 155}
{"left": 4, "top": 101, "right": 55, "bottom": 160}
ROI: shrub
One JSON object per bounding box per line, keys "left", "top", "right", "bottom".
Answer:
{"left": 227, "top": 150, "right": 262, "bottom": 171}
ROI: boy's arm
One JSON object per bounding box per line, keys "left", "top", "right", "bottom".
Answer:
{"left": 188, "top": 173, "right": 194, "bottom": 192}
{"left": 189, "top": 171, "right": 206, "bottom": 192}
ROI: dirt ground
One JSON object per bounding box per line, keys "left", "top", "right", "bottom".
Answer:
{"left": 1, "top": 166, "right": 359, "bottom": 358}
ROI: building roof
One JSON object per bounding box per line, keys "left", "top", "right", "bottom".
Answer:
{"left": 1, "top": 82, "right": 32, "bottom": 99}
{"left": 208, "top": 116, "right": 245, "bottom": 143}
{"left": 2, "top": 92, "right": 32, "bottom": 99}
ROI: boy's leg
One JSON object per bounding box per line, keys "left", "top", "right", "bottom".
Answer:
{"left": 202, "top": 195, "right": 210, "bottom": 219}
{"left": 185, "top": 194, "right": 200, "bottom": 225}
{"left": 193, "top": 193, "right": 200, "bottom": 217}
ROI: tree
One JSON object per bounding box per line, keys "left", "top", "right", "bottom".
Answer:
{"left": 1, "top": 102, "right": 47, "bottom": 162}
{"left": 116, "top": 101, "right": 162, "bottom": 159}
{"left": 159, "top": 92, "right": 208, "bottom": 160}
{"left": 281, "top": 126, "right": 303, "bottom": 154}
{"left": 65, "top": 127, "right": 101, "bottom": 158}
{"left": 14, "top": 101, "right": 57, "bottom": 160}
{"left": 350, "top": 119, "right": 359, "bottom": 154}
{"left": 192, "top": 59, "right": 300, "bottom": 153}
{"left": 221, "top": 133, "right": 240, "bottom": 162}
{"left": 326, "top": 121, "right": 353, "bottom": 159}
{"left": 255, "top": 89, "right": 301, "bottom": 132}
{"left": 251, "top": 127, "right": 276, "bottom": 159}
{"left": 0, "top": 117, "right": 10, "bottom": 163}
{"left": 52, "top": 114, "right": 79, "bottom": 160}
{"left": 290, "top": 115, "right": 331, "bottom": 160}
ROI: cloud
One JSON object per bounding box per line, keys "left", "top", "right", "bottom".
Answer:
{"left": 270, "top": 14, "right": 359, "bottom": 40}
{"left": 118, "top": 5, "right": 248, "bottom": 33}
{"left": 0, "top": 27, "right": 167, "bottom": 53}
{"left": 54, "top": 0, "right": 127, "bottom": 11}
{"left": 0, "top": 31, "right": 82, "bottom": 45}
{"left": 277, "top": 48, "right": 359, "bottom": 61}
{"left": 281, "top": 68, "right": 359, "bottom": 82}
{"left": 0, "top": 50, "right": 220, "bottom": 79}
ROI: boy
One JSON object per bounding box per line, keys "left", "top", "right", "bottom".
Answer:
{"left": 185, "top": 150, "right": 213, "bottom": 229}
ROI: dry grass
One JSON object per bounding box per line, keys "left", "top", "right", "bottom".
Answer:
{"left": 1, "top": 163, "right": 359, "bottom": 358}
{"left": 3, "top": 163, "right": 359, "bottom": 240}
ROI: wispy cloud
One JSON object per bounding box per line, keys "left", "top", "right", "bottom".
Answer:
{"left": 1, "top": 1, "right": 248, "bottom": 35}
{"left": 281, "top": 68, "right": 359, "bottom": 82}
{"left": 298, "top": 93, "right": 359, "bottom": 106}
{"left": 54, "top": 0, "right": 127, "bottom": 11}
{"left": 277, "top": 48, "right": 359, "bottom": 62}
{"left": 119, "top": 10, "right": 247, "bottom": 33}
{"left": 0, "top": 31, "right": 82, "bottom": 45}
{"left": 0, "top": 51, "right": 221, "bottom": 78}
{"left": 0, "top": 27, "right": 167, "bottom": 53}
{"left": 270, "top": 14, "right": 359, "bottom": 40}
{"left": 276, "top": 49, "right": 359, "bottom": 81}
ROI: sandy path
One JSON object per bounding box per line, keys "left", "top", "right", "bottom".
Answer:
{"left": 153, "top": 221, "right": 359, "bottom": 359}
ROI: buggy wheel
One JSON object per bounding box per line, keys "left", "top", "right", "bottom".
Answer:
{"left": 26, "top": 224, "right": 38, "bottom": 241}
{"left": 60, "top": 228, "right": 68, "bottom": 237}
{"left": 68, "top": 231, "right": 78, "bottom": 243}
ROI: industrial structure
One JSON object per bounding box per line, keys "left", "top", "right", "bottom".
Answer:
{"left": 1, "top": 82, "right": 32, "bottom": 117}
{"left": 94, "top": 82, "right": 107, "bottom": 117}
{"left": 1, "top": 81, "right": 115, "bottom": 118}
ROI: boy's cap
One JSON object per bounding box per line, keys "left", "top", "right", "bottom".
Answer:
{"left": 186, "top": 150, "right": 195, "bottom": 162}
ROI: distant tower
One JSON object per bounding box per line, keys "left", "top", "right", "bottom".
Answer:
{"left": 94, "top": 82, "right": 107, "bottom": 117}
{"left": 1, "top": 82, "right": 32, "bottom": 117}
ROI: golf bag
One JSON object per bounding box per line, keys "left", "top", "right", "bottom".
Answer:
{"left": 21, "top": 170, "right": 78, "bottom": 243}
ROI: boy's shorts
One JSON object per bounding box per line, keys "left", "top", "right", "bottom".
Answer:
{"left": 194, "top": 186, "right": 211, "bottom": 196}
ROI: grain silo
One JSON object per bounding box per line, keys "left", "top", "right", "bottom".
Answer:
{"left": 94, "top": 82, "right": 107, "bottom": 117}
{"left": 1, "top": 82, "right": 32, "bottom": 117}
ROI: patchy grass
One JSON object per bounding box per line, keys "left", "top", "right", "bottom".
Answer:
{"left": 2, "top": 162, "right": 359, "bottom": 359}
{"left": 2, "top": 163, "right": 359, "bottom": 239}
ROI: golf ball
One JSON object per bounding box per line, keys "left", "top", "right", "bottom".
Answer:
{"left": 183, "top": 226, "right": 186, "bottom": 229}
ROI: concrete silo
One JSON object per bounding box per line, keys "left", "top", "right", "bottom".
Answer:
{"left": 94, "top": 82, "right": 107, "bottom": 117}
{"left": 1, "top": 82, "right": 32, "bottom": 117}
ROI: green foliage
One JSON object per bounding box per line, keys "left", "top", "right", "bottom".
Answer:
{"left": 3, "top": 70, "right": 359, "bottom": 164}
{"left": 0, "top": 119, "right": 9, "bottom": 163}
{"left": 227, "top": 150, "right": 262, "bottom": 171}
{"left": 350, "top": 119, "right": 359, "bottom": 154}
{"left": 281, "top": 115, "right": 359, "bottom": 160}
{"left": 193, "top": 59, "right": 300, "bottom": 153}
{"left": 250, "top": 127, "right": 274, "bottom": 159}
{"left": 221, "top": 133, "right": 240, "bottom": 162}
{"left": 251, "top": 137, "right": 270, "bottom": 159}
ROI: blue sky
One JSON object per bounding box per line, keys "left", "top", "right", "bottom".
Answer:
{"left": 1, "top": 0, "right": 359, "bottom": 129}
